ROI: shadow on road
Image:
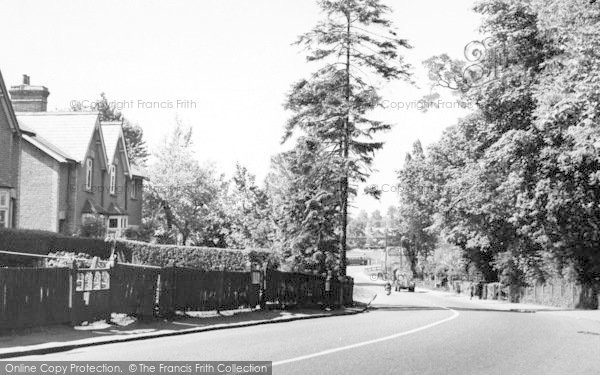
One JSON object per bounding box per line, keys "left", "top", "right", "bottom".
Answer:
{"left": 354, "top": 282, "right": 385, "bottom": 287}
{"left": 353, "top": 283, "right": 427, "bottom": 293}
{"left": 368, "top": 305, "right": 541, "bottom": 314}
{"left": 369, "top": 306, "right": 444, "bottom": 311}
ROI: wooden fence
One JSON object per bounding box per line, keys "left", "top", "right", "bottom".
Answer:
{"left": 0, "top": 268, "right": 70, "bottom": 330}
{"left": 111, "top": 264, "right": 160, "bottom": 318}
{"left": 159, "top": 266, "right": 260, "bottom": 315}
{"left": 516, "top": 282, "right": 599, "bottom": 309}
{"left": 438, "top": 279, "right": 600, "bottom": 309}
{"left": 264, "top": 270, "right": 354, "bottom": 307}
{"left": 0, "top": 262, "right": 354, "bottom": 332}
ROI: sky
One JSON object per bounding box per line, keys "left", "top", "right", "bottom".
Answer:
{"left": 0, "top": 0, "right": 482, "bottom": 215}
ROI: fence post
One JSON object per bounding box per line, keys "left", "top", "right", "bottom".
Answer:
{"left": 108, "top": 254, "right": 116, "bottom": 317}
{"left": 259, "top": 264, "right": 267, "bottom": 310}
{"left": 158, "top": 265, "right": 176, "bottom": 318}
{"left": 217, "top": 267, "right": 225, "bottom": 313}
{"left": 325, "top": 271, "right": 332, "bottom": 309}
{"left": 68, "top": 260, "right": 78, "bottom": 326}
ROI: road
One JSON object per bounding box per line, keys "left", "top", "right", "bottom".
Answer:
{"left": 14, "top": 267, "right": 600, "bottom": 375}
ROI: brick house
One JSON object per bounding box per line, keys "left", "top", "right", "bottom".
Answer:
{"left": 0, "top": 72, "right": 145, "bottom": 237}
{"left": 0, "top": 71, "right": 22, "bottom": 229}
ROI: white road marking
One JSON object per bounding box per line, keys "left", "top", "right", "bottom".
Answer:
{"left": 272, "top": 306, "right": 459, "bottom": 367}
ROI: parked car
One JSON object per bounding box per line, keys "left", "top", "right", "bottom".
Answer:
{"left": 394, "top": 271, "right": 415, "bottom": 292}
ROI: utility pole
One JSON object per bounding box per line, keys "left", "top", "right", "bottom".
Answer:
{"left": 384, "top": 227, "right": 388, "bottom": 276}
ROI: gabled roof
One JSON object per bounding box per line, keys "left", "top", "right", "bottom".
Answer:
{"left": 0, "top": 70, "right": 21, "bottom": 134}
{"left": 101, "top": 122, "right": 122, "bottom": 163}
{"left": 100, "top": 121, "right": 131, "bottom": 175}
{"left": 107, "top": 202, "right": 127, "bottom": 215}
{"left": 16, "top": 112, "right": 103, "bottom": 163}
{"left": 81, "top": 199, "right": 109, "bottom": 215}
{"left": 22, "top": 133, "right": 75, "bottom": 162}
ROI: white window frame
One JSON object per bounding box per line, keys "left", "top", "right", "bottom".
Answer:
{"left": 106, "top": 215, "right": 128, "bottom": 239}
{"left": 86, "top": 158, "right": 93, "bottom": 191}
{"left": 0, "top": 191, "right": 9, "bottom": 228}
{"left": 130, "top": 179, "right": 137, "bottom": 199}
{"left": 109, "top": 165, "right": 116, "bottom": 195}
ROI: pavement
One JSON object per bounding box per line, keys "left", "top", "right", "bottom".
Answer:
{"left": 0, "top": 306, "right": 369, "bottom": 359}
{"left": 4, "top": 267, "right": 600, "bottom": 375}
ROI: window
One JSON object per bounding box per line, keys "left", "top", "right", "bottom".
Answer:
{"left": 130, "top": 180, "right": 137, "bottom": 199}
{"left": 86, "top": 158, "right": 93, "bottom": 191}
{"left": 108, "top": 218, "right": 118, "bottom": 229}
{"left": 0, "top": 191, "right": 8, "bottom": 228}
{"left": 109, "top": 165, "right": 116, "bottom": 195}
{"left": 0, "top": 192, "right": 7, "bottom": 207}
{"left": 107, "top": 215, "right": 128, "bottom": 239}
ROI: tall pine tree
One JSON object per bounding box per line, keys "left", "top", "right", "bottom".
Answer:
{"left": 284, "top": 0, "right": 411, "bottom": 275}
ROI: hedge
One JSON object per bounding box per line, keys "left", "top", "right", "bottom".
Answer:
{"left": 0, "top": 228, "right": 111, "bottom": 266}
{"left": 0, "top": 228, "right": 277, "bottom": 271}
{"left": 115, "top": 240, "right": 278, "bottom": 271}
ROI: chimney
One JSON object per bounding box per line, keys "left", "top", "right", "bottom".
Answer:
{"left": 9, "top": 75, "right": 50, "bottom": 112}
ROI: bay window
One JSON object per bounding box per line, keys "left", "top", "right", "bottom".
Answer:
{"left": 0, "top": 191, "right": 10, "bottom": 228}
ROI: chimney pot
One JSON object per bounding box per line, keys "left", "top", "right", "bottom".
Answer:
{"left": 23, "top": 74, "right": 30, "bottom": 85}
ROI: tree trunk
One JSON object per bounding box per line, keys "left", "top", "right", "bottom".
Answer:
{"left": 339, "top": 12, "right": 352, "bottom": 277}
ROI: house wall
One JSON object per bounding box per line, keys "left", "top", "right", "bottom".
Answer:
{"left": 0, "top": 104, "right": 20, "bottom": 189}
{"left": 11, "top": 136, "right": 21, "bottom": 226}
{"left": 102, "top": 147, "right": 127, "bottom": 216}
{"left": 0, "top": 103, "right": 20, "bottom": 228}
{"left": 128, "top": 178, "right": 143, "bottom": 226}
{"left": 18, "top": 141, "right": 60, "bottom": 232}
{"left": 73, "top": 128, "right": 107, "bottom": 233}
{"left": 57, "top": 162, "right": 78, "bottom": 235}
{"left": 102, "top": 138, "right": 144, "bottom": 228}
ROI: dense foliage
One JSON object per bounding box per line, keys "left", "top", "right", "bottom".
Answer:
{"left": 267, "top": 138, "right": 340, "bottom": 274}
{"left": 282, "top": 0, "right": 411, "bottom": 275}
{"left": 0, "top": 228, "right": 112, "bottom": 266}
{"left": 144, "top": 121, "right": 229, "bottom": 246}
{"left": 399, "top": 0, "right": 600, "bottom": 285}
{"left": 118, "top": 240, "right": 277, "bottom": 271}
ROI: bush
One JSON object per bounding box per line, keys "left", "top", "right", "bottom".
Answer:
{"left": 79, "top": 215, "right": 106, "bottom": 238}
{"left": 52, "top": 235, "right": 109, "bottom": 258}
{"left": 0, "top": 228, "right": 112, "bottom": 266}
{"left": 115, "top": 239, "right": 277, "bottom": 271}
{"left": 44, "top": 251, "right": 108, "bottom": 268}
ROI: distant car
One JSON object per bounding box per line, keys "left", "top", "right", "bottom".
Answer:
{"left": 394, "top": 271, "right": 415, "bottom": 292}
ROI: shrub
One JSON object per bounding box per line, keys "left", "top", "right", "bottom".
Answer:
{"left": 79, "top": 215, "right": 106, "bottom": 238}
{"left": 52, "top": 235, "right": 109, "bottom": 258}
{"left": 44, "top": 251, "right": 108, "bottom": 268}
{"left": 115, "top": 239, "right": 277, "bottom": 271}
{"left": 0, "top": 228, "right": 112, "bottom": 266}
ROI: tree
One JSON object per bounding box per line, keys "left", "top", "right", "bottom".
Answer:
{"left": 365, "top": 209, "right": 385, "bottom": 247}
{"left": 419, "top": 0, "right": 600, "bottom": 284}
{"left": 147, "top": 120, "right": 227, "bottom": 245}
{"left": 397, "top": 140, "right": 438, "bottom": 276}
{"left": 348, "top": 210, "right": 369, "bottom": 248}
{"left": 225, "top": 164, "right": 274, "bottom": 249}
{"left": 284, "top": 0, "right": 412, "bottom": 275}
{"left": 267, "top": 137, "right": 340, "bottom": 274}
{"left": 122, "top": 120, "right": 149, "bottom": 165}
